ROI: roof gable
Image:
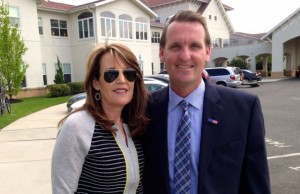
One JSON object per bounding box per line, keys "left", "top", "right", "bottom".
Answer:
{"left": 140, "top": 0, "right": 234, "bottom": 33}
{"left": 205, "top": 0, "right": 234, "bottom": 33}
{"left": 141, "top": 0, "right": 233, "bottom": 11}
{"left": 39, "top": 0, "right": 157, "bottom": 18}
{"left": 234, "top": 32, "right": 266, "bottom": 40}
{"left": 261, "top": 7, "right": 300, "bottom": 40}
{"left": 39, "top": 1, "right": 75, "bottom": 11}
{"left": 141, "top": 0, "right": 179, "bottom": 7}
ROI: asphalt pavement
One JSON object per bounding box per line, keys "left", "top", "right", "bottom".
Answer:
{"left": 0, "top": 103, "right": 66, "bottom": 194}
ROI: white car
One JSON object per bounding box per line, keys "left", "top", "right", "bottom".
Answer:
{"left": 70, "top": 98, "right": 86, "bottom": 113}
{"left": 144, "top": 78, "right": 168, "bottom": 91}
{"left": 205, "top": 67, "right": 242, "bottom": 87}
{"left": 69, "top": 78, "right": 168, "bottom": 113}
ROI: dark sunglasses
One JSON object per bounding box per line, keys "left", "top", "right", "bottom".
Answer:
{"left": 100, "top": 69, "right": 137, "bottom": 83}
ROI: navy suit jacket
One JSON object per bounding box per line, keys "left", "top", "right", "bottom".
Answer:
{"left": 142, "top": 81, "right": 271, "bottom": 194}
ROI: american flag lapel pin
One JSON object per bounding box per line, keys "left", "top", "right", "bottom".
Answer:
{"left": 207, "top": 118, "right": 218, "bottom": 125}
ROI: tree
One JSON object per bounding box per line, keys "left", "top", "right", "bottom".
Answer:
{"left": 53, "top": 56, "right": 65, "bottom": 84}
{"left": 0, "top": 1, "right": 28, "bottom": 99}
{"left": 229, "top": 57, "right": 248, "bottom": 69}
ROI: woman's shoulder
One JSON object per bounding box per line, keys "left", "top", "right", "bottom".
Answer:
{"left": 60, "top": 110, "right": 95, "bottom": 133}
{"left": 66, "top": 110, "right": 94, "bottom": 122}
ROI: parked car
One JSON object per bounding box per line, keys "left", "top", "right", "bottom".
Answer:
{"left": 68, "top": 78, "right": 168, "bottom": 113}
{"left": 205, "top": 67, "right": 242, "bottom": 87}
{"left": 158, "top": 69, "right": 211, "bottom": 81}
{"left": 241, "top": 69, "right": 262, "bottom": 87}
{"left": 158, "top": 70, "right": 169, "bottom": 77}
{"left": 66, "top": 92, "right": 86, "bottom": 113}
{"left": 202, "top": 69, "right": 211, "bottom": 81}
{"left": 144, "top": 75, "right": 169, "bottom": 84}
{"left": 144, "top": 78, "right": 168, "bottom": 91}
{"left": 70, "top": 98, "right": 86, "bottom": 112}
{"left": 296, "top": 66, "right": 300, "bottom": 78}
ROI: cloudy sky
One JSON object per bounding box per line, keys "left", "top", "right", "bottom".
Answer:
{"left": 221, "top": 0, "right": 300, "bottom": 33}
{"left": 52, "top": 0, "right": 300, "bottom": 34}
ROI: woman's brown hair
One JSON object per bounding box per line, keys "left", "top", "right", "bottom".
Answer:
{"left": 58, "top": 43, "right": 148, "bottom": 137}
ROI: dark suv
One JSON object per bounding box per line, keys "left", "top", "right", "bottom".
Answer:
{"left": 205, "top": 67, "right": 242, "bottom": 87}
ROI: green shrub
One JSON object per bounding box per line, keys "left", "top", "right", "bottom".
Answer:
{"left": 47, "top": 84, "right": 71, "bottom": 97}
{"left": 256, "top": 62, "right": 263, "bottom": 70}
{"left": 229, "top": 58, "right": 248, "bottom": 69}
{"left": 66, "top": 82, "right": 84, "bottom": 94}
{"left": 53, "top": 56, "right": 65, "bottom": 84}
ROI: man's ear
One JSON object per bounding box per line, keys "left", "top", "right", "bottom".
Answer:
{"left": 205, "top": 46, "right": 211, "bottom": 63}
{"left": 159, "top": 47, "right": 164, "bottom": 63}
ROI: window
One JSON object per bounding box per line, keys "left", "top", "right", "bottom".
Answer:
{"left": 223, "top": 39, "right": 229, "bottom": 47}
{"left": 78, "top": 12, "right": 94, "bottom": 39}
{"left": 209, "top": 15, "right": 212, "bottom": 20}
{"left": 21, "top": 77, "right": 27, "bottom": 88}
{"left": 119, "top": 14, "right": 133, "bottom": 39}
{"left": 206, "top": 69, "right": 229, "bottom": 76}
{"left": 51, "top": 19, "right": 68, "bottom": 37}
{"left": 100, "top": 12, "right": 116, "bottom": 37}
{"left": 213, "top": 38, "right": 222, "bottom": 48}
{"left": 9, "top": 7, "right": 20, "bottom": 26}
{"left": 42, "top": 63, "right": 47, "bottom": 85}
{"left": 151, "top": 32, "right": 160, "bottom": 43}
{"left": 230, "top": 39, "right": 238, "bottom": 46}
{"left": 63, "top": 63, "right": 71, "bottom": 83}
{"left": 135, "top": 17, "right": 147, "bottom": 40}
{"left": 38, "top": 17, "right": 43, "bottom": 35}
{"left": 55, "top": 63, "right": 72, "bottom": 83}
{"left": 145, "top": 84, "right": 165, "bottom": 92}
{"left": 214, "top": 16, "right": 217, "bottom": 21}
{"left": 160, "top": 62, "right": 166, "bottom": 72}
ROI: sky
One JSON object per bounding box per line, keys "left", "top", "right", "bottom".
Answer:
{"left": 52, "top": 0, "right": 300, "bottom": 34}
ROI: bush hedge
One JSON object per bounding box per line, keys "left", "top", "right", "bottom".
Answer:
{"left": 47, "top": 84, "right": 71, "bottom": 97}
{"left": 66, "top": 82, "right": 85, "bottom": 94}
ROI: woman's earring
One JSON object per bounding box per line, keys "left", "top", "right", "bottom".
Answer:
{"left": 95, "top": 91, "right": 101, "bottom": 101}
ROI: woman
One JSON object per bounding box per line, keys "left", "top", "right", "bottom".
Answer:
{"left": 52, "top": 43, "right": 148, "bottom": 194}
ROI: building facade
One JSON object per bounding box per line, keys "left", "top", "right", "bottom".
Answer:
{"left": 2, "top": 0, "right": 233, "bottom": 96}
{"left": 3, "top": 0, "right": 299, "bottom": 97}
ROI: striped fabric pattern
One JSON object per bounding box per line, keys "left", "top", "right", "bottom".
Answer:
{"left": 173, "top": 100, "right": 192, "bottom": 193}
{"left": 135, "top": 140, "right": 144, "bottom": 193}
{"left": 75, "top": 123, "right": 144, "bottom": 194}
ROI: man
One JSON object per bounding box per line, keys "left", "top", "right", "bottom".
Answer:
{"left": 143, "top": 11, "right": 271, "bottom": 194}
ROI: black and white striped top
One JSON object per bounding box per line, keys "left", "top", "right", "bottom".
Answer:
{"left": 52, "top": 110, "right": 144, "bottom": 194}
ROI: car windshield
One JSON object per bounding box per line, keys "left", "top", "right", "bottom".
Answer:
{"left": 233, "top": 67, "right": 241, "bottom": 74}
{"left": 243, "top": 70, "right": 252, "bottom": 73}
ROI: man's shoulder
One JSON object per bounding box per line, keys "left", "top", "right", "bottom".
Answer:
{"left": 206, "top": 83, "right": 258, "bottom": 102}
{"left": 148, "top": 87, "right": 168, "bottom": 101}
{"left": 210, "top": 82, "right": 256, "bottom": 95}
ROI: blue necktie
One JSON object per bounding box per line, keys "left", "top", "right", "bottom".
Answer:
{"left": 173, "top": 100, "right": 191, "bottom": 194}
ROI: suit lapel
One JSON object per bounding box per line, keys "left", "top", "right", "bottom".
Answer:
{"left": 151, "top": 84, "right": 224, "bottom": 193}
{"left": 152, "top": 88, "right": 170, "bottom": 193}
{"left": 198, "top": 83, "right": 224, "bottom": 191}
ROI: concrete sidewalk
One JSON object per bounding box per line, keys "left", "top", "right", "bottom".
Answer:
{"left": 0, "top": 103, "right": 66, "bottom": 194}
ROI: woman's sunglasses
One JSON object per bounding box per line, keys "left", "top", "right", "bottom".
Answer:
{"left": 100, "top": 69, "right": 137, "bottom": 83}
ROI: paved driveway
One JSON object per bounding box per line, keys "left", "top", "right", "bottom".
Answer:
{"left": 239, "top": 78, "right": 300, "bottom": 194}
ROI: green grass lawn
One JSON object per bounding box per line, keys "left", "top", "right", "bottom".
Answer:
{"left": 0, "top": 95, "right": 71, "bottom": 130}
